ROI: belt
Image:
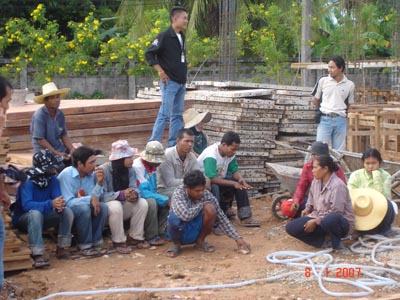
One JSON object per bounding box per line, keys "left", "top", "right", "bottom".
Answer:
{"left": 321, "top": 112, "right": 342, "bottom": 118}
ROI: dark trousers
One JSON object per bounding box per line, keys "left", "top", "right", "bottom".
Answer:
{"left": 210, "top": 181, "right": 252, "bottom": 220}
{"left": 358, "top": 199, "right": 395, "bottom": 236}
{"left": 285, "top": 213, "right": 349, "bottom": 249}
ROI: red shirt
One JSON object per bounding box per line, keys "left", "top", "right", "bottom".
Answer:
{"left": 292, "top": 160, "right": 347, "bottom": 204}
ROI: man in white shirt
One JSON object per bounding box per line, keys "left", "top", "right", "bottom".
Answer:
{"left": 312, "top": 55, "right": 355, "bottom": 151}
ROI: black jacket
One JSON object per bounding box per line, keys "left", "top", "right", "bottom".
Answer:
{"left": 145, "top": 26, "right": 188, "bottom": 84}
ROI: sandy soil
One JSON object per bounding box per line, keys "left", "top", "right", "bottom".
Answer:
{"left": 4, "top": 197, "right": 400, "bottom": 300}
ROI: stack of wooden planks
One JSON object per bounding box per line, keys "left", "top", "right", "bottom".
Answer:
{"left": 2, "top": 213, "right": 32, "bottom": 272}
{"left": 0, "top": 137, "right": 10, "bottom": 164}
{"left": 3, "top": 99, "right": 171, "bottom": 163}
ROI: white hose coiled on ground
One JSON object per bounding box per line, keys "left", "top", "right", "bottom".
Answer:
{"left": 38, "top": 235, "right": 400, "bottom": 300}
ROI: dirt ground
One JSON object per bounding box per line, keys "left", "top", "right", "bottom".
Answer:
{"left": 4, "top": 197, "right": 400, "bottom": 300}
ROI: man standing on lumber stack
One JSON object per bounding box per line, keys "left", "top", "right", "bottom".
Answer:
{"left": 145, "top": 6, "right": 188, "bottom": 147}
{"left": 312, "top": 56, "right": 355, "bottom": 151}
{"left": 31, "top": 82, "right": 76, "bottom": 170}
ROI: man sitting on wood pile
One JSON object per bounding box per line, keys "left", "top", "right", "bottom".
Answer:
{"left": 31, "top": 82, "right": 76, "bottom": 170}
{"left": 280, "top": 141, "right": 347, "bottom": 218}
{"left": 197, "top": 131, "right": 260, "bottom": 228}
{"left": 165, "top": 170, "right": 251, "bottom": 258}
{"left": 12, "top": 149, "right": 74, "bottom": 268}
{"left": 58, "top": 146, "right": 108, "bottom": 257}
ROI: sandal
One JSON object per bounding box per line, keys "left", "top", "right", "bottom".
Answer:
{"left": 166, "top": 244, "right": 181, "bottom": 258}
{"left": 194, "top": 241, "right": 216, "bottom": 253}
{"left": 148, "top": 236, "right": 165, "bottom": 246}
{"left": 113, "top": 242, "right": 132, "bottom": 254}
{"left": 80, "top": 248, "right": 103, "bottom": 258}
{"left": 127, "top": 237, "right": 151, "bottom": 249}
{"left": 239, "top": 217, "right": 260, "bottom": 227}
{"left": 32, "top": 255, "right": 50, "bottom": 269}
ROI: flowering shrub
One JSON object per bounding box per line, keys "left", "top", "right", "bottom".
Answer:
{"left": 0, "top": 5, "right": 219, "bottom": 84}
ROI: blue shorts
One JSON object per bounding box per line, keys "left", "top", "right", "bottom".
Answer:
{"left": 166, "top": 211, "right": 203, "bottom": 245}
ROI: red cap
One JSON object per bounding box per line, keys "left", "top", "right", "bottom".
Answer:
{"left": 280, "top": 199, "right": 297, "bottom": 218}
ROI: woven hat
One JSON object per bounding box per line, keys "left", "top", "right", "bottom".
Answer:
{"left": 349, "top": 188, "right": 388, "bottom": 231}
{"left": 183, "top": 108, "right": 212, "bottom": 129}
{"left": 109, "top": 140, "right": 138, "bottom": 161}
{"left": 140, "top": 141, "right": 166, "bottom": 163}
{"left": 34, "top": 82, "right": 70, "bottom": 104}
{"left": 311, "top": 141, "right": 329, "bottom": 155}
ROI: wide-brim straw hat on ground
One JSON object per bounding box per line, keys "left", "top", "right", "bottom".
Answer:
{"left": 140, "top": 141, "right": 166, "bottom": 164}
{"left": 109, "top": 140, "right": 138, "bottom": 161}
{"left": 349, "top": 188, "right": 388, "bottom": 231}
{"left": 183, "top": 108, "right": 212, "bottom": 129}
{"left": 34, "top": 82, "right": 70, "bottom": 104}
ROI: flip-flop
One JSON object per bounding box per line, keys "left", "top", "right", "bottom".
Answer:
{"left": 166, "top": 244, "right": 181, "bottom": 258}
{"left": 194, "top": 241, "right": 215, "bottom": 253}
{"left": 113, "top": 242, "right": 132, "bottom": 254}
{"left": 32, "top": 256, "right": 50, "bottom": 269}
{"left": 80, "top": 248, "right": 104, "bottom": 258}
{"left": 148, "top": 236, "right": 165, "bottom": 246}
{"left": 239, "top": 218, "right": 260, "bottom": 227}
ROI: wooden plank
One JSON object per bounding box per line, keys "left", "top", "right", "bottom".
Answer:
{"left": 4, "top": 259, "right": 33, "bottom": 272}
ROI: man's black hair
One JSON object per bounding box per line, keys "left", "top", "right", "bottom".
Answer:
{"left": 72, "top": 146, "right": 95, "bottom": 168}
{"left": 170, "top": 6, "right": 188, "bottom": 22}
{"left": 177, "top": 128, "right": 194, "bottom": 140}
{"left": 184, "top": 170, "right": 206, "bottom": 189}
{"left": 221, "top": 131, "right": 240, "bottom": 146}
{"left": 328, "top": 55, "right": 346, "bottom": 72}
{"left": 0, "top": 76, "right": 12, "bottom": 101}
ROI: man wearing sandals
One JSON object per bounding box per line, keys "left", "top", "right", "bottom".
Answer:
{"left": 99, "top": 140, "right": 150, "bottom": 253}
{"left": 197, "top": 131, "right": 260, "bottom": 227}
{"left": 133, "top": 141, "right": 169, "bottom": 246}
{"left": 12, "top": 149, "right": 74, "bottom": 268}
{"left": 166, "top": 170, "right": 251, "bottom": 258}
{"left": 58, "top": 146, "right": 108, "bottom": 257}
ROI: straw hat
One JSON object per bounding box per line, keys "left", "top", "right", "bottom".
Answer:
{"left": 109, "top": 140, "right": 138, "bottom": 161}
{"left": 183, "top": 108, "right": 212, "bottom": 129}
{"left": 140, "top": 141, "right": 166, "bottom": 164}
{"left": 349, "top": 188, "right": 388, "bottom": 231}
{"left": 34, "top": 82, "right": 70, "bottom": 104}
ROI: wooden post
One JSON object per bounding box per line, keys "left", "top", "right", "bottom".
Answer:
{"left": 128, "top": 61, "right": 136, "bottom": 99}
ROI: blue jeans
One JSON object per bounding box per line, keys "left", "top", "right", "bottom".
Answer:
{"left": 285, "top": 213, "right": 349, "bottom": 249}
{"left": 316, "top": 115, "right": 347, "bottom": 151}
{"left": 0, "top": 214, "right": 4, "bottom": 286}
{"left": 166, "top": 211, "right": 203, "bottom": 245}
{"left": 70, "top": 204, "right": 108, "bottom": 250}
{"left": 149, "top": 80, "right": 186, "bottom": 147}
{"left": 18, "top": 208, "right": 74, "bottom": 256}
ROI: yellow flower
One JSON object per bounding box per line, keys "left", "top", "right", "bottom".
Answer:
{"left": 69, "top": 41, "right": 75, "bottom": 49}
{"left": 145, "top": 41, "right": 150, "bottom": 47}
{"left": 202, "top": 38, "right": 209, "bottom": 43}
{"left": 98, "top": 61, "right": 103, "bottom": 65}
{"left": 37, "top": 37, "right": 44, "bottom": 43}
{"left": 7, "top": 38, "right": 12, "bottom": 43}
{"left": 59, "top": 67, "right": 65, "bottom": 73}
{"left": 155, "top": 20, "right": 161, "bottom": 26}
{"left": 93, "top": 19, "right": 99, "bottom": 25}
{"left": 309, "top": 40, "right": 315, "bottom": 46}
{"left": 45, "top": 70, "right": 49, "bottom": 74}
{"left": 81, "top": 60, "right": 87, "bottom": 65}
{"left": 151, "top": 28, "right": 159, "bottom": 34}
{"left": 110, "top": 54, "right": 118, "bottom": 60}
{"left": 16, "top": 67, "right": 21, "bottom": 72}
{"left": 107, "top": 38, "right": 114, "bottom": 44}
{"left": 15, "top": 56, "right": 20, "bottom": 62}
{"left": 385, "top": 15, "right": 390, "bottom": 21}
{"left": 93, "top": 25, "right": 98, "bottom": 31}
{"left": 46, "top": 77, "right": 51, "bottom": 82}
{"left": 128, "top": 55, "right": 133, "bottom": 59}
{"left": 44, "top": 43, "right": 51, "bottom": 50}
